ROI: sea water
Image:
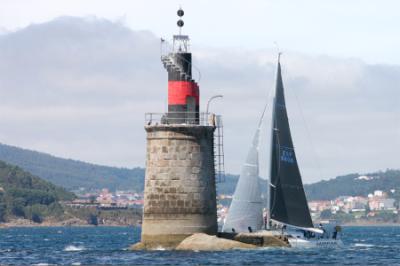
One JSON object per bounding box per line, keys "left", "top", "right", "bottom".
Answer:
{"left": 1, "top": 226, "right": 400, "bottom": 265}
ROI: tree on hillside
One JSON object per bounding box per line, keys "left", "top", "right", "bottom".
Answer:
{"left": 0, "top": 160, "right": 76, "bottom": 222}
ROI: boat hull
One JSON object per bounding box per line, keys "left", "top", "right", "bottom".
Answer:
{"left": 288, "top": 237, "right": 343, "bottom": 248}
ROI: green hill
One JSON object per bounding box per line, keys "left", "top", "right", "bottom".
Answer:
{"left": 304, "top": 169, "right": 400, "bottom": 200}
{"left": 0, "top": 143, "right": 238, "bottom": 194}
{"left": 1, "top": 143, "right": 399, "bottom": 201}
{"left": 223, "top": 170, "right": 400, "bottom": 202}
{"left": 0, "top": 143, "right": 144, "bottom": 191}
{"left": 0, "top": 160, "right": 75, "bottom": 222}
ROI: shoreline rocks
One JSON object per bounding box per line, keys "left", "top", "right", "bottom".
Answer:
{"left": 131, "top": 233, "right": 257, "bottom": 251}
{"left": 0, "top": 218, "right": 139, "bottom": 228}
{"left": 131, "top": 231, "right": 290, "bottom": 251}
{"left": 175, "top": 233, "right": 257, "bottom": 251}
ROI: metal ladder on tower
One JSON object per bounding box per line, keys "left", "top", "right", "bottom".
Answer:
{"left": 214, "top": 115, "right": 225, "bottom": 183}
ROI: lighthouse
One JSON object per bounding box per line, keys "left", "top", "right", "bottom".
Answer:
{"left": 137, "top": 8, "right": 219, "bottom": 249}
{"left": 162, "top": 8, "right": 199, "bottom": 124}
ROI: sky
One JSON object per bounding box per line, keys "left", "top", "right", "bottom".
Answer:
{"left": 2, "top": 0, "right": 400, "bottom": 64}
{"left": 0, "top": 0, "right": 399, "bottom": 183}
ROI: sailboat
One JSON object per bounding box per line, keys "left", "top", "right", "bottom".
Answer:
{"left": 223, "top": 54, "right": 343, "bottom": 248}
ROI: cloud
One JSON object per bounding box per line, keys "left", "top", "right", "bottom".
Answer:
{"left": 0, "top": 16, "right": 398, "bottom": 183}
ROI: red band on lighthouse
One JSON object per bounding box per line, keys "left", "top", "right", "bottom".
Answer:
{"left": 168, "top": 81, "right": 199, "bottom": 105}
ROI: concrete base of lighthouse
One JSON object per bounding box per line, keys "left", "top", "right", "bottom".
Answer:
{"left": 135, "top": 124, "right": 218, "bottom": 249}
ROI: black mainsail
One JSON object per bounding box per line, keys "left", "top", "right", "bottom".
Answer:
{"left": 269, "top": 56, "right": 314, "bottom": 228}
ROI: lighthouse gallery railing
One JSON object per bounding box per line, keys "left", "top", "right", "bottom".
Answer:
{"left": 145, "top": 112, "right": 220, "bottom": 127}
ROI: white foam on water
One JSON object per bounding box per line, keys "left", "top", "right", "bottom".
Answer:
{"left": 354, "top": 243, "right": 374, "bottom": 248}
{"left": 71, "top": 262, "right": 81, "bottom": 265}
{"left": 153, "top": 246, "right": 166, "bottom": 251}
{"left": 64, "top": 245, "right": 85, "bottom": 252}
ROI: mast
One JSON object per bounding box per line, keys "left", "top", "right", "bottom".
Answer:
{"left": 266, "top": 53, "right": 281, "bottom": 230}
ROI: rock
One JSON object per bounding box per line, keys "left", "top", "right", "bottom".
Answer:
{"left": 175, "top": 233, "right": 257, "bottom": 251}
{"left": 130, "top": 232, "right": 289, "bottom": 251}
{"left": 130, "top": 241, "right": 174, "bottom": 251}
{"left": 60, "top": 218, "right": 87, "bottom": 226}
{"left": 130, "top": 242, "right": 145, "bottom": 250}
{"left": 4, "top": 218, "right": 36, "bottom": 227}
{"left": 235, "top": 232, "right": 290, "bottom": 247}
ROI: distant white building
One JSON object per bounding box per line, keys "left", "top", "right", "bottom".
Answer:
{"left": 357, "top": 175, "right": 372, "bottom": 180}
{"left": 356, "top": 175, "right": 379, "bottom": 181}
{"left": 374, "top": 190, "right": 384, "bottom": 197}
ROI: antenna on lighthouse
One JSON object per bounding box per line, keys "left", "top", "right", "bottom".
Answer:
{"left": 173, "top": 8, "right": 189, "bottom": 52}
{"left": 177, "top": 8, "right": 184, "bottom": 35}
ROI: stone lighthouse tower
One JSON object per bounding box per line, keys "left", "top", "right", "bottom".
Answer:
{"left": 139, "top": 8, "right": 218, "bottom": 249}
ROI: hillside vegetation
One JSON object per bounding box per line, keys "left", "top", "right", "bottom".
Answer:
{"left": 0, "top": 160, "right": 75, "bottom": 222}
{"left": 0, "top": 143, "right": 144, "bottom": 191}
{"left": 1, "top": 143, "right": 399, "bottom": 201}
{"left": 304, "top": 169, "right": 400, "bottom": 200}
{"left": 222, "top": 170, "right": 400, "bottom": 202}
{"left": 0, "top": 143, "right": 241, "bottom": 194}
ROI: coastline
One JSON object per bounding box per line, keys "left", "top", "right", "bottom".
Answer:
{"left": 343, "top": 221, "right": 400, "bottom": 227}
{"left": 2, "top": 219, "right": 400, "bottom": 228}
{"left": 0, "top": 218, "right": 141, "bottom": 228}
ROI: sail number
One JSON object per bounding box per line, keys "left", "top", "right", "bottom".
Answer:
{"left": 280, "top": 147, "right": 295, "bottom": 164}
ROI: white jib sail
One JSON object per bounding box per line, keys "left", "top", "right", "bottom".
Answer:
{"left": 222, "top": 128, "right": 264, "bottom": 233}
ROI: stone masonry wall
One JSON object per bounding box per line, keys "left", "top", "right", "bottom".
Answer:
{"left": 141, "top": 125, "right": 217, "bottom": 246}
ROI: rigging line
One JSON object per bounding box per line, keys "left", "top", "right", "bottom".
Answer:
{"left": 256, "top": 64, "right": 275, "bottom": 130}
{"left": 256, "top": 52, "right": 279, "bottom": 182}
{"left": 257, "top": 91, "right": 271, "bottom": 129}
{"left": 284, "top": 64, "right": 325, "bottom": 181}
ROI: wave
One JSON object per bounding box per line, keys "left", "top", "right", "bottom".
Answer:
{"left": 354, "top": 243, "right": 374, "bottom": 247}
{"left": 64, "top": 245, "right": 85, "bottom": 252}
